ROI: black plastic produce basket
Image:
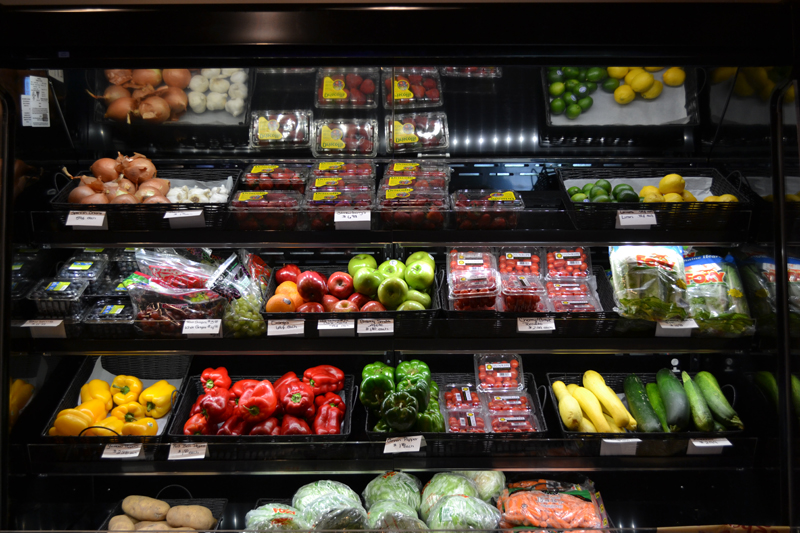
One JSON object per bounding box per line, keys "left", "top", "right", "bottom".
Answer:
{"left": 556, "top": 167, "right": 760, "bottom": 231}
{"left": 97, "top": 496, "right": 227, "bottom": 531}
{"left": 42, "top": 355, "right": 192, "bottom": 444}
{"left": 726, "top": 167, "right": 800, "bottom": 241}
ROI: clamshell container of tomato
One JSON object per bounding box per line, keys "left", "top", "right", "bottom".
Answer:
{"left": 482, "top": 391, "right": 534, "bottom": 413}
{"left": 550, "top": 294, "right": 603, "bottom": 313}
{"left": 498, "top": 247, "right": 542, "bottom": 278}
{"left": 498, "top": 273, "right": 548, "bottom": 313}
{"left": 447, "top": 252, "right": 500, "bottom": 311}
{"left": 382, "top": 67, "right": 443, "bottom": 109}
{"left": 441, "top": 383, "right": 484, "bottom": 410}
{"left": 452, "top": 190, "right": 525, "bottom": 230}
{"left": 544, "top": 278, "right": 596, "bottom": 299}
{"left": 474, "top": 353, "right": 524, "bottom": 392}
{"left": 544, "top": 246, "right": 592, "bottom": 279}
{"left": 311, "top": 160, "right": 376, "bottom": 179}
{"left": 229, "top": 190, "right": 304, "bottom": 231}
{"left": 316, "top": 67, "right": 379, "bottom": 109}
{"left": 241, "top": 163, "right": 309, "bottom": 193}
{"left": 380, "top": 161, "right": 451, "bottom": 190}
{"left": 376, "top": 188, "right": 449, "bottom": 230}
{"left": 304, "top": 189, "right": 374, "bottom": 231}
{"left": 385, "top": 112, "right": 449, "bottom": 153}
{"left": 312, "top": 119, "right": 378, "bottom": 158}
{"left": 489, "top": 412, "right": 539, "bottom": 433}
{"left": 249, "top": 110, "right": 312, "bottom": 149}
{"left": 445, "top": 408, "right": 488, "bottom": 434}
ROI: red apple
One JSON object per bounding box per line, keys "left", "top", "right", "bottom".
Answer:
{"left": 276, "top": 264, "right": 301, "bottom": 284}
{"left": 348, "top": 292, "right": 371, "bottom": 309}
{"left": 296, "top": 302, "right": 324, "bottom": 313}
{"left": 360, "top": 300, "right": 387, "bottom": 312}
{"left": 327, "top": 271, "right": 354, "bottom": 299}
{"left": 333, "top": 300, "right": 359, "bottom": 313}
{"left": 296, "top": 271, "right": 328, "bottom": 302}
{"left": 322, "top": 294, "right": 340, "bottom": 312}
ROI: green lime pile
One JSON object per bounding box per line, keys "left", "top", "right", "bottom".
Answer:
{"left": 568, "top": 179, "right": 639, "bottom": 203}
{"left": 547, "top": 67, "right": 616, "bottom": 120}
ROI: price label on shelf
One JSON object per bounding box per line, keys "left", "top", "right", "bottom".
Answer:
{"left": 334, "top": 210, "right": 371, "bottom": 230}
{"left": 318, "top": 319, "right": 355, "bottom": 337}
{"left": 687, "top": 438, "right": 732, "bottom": 455}
{"left": 268, "top": 320, "right": 304, "bottom": 337}
{"left": 182, "top": 319, "right": 222, "bottom": 338}
{"left": 102, "top": 443, "right": 143, "bottom": 459}
{"left": 164, "top": 210, "right": 205, "bottom": 229}
{"left": 615, "top": 210, "right": 657, "bottom": 229}
{"left": 66, "top": 211, "right": 108, "bottom": 230}
{"left": 384, "top": 435, "right": 426, "bottom": 454}
{"left": 22, "top": 319, "right": 66, "bottom": 339}
{"left": 517, "top": 317, "right": 556, "bottom": 333}
{"left": 168, "top": 443, "right": 208, "bottom": 460}
{"left": 357, "top": 319, "right": 394, "bottom": 336}
{"left": 656, "top": 318, "right": 698, "bottom": 337}
{"left": 600, "top": 438, "right": 641, "bottom": 456}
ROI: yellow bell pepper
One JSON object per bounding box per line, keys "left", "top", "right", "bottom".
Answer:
{"left": 111, "top": 375, "right": 143, "bottom": 406}
{"left": 122, "top": 417, "right": 158, "bottom": 436}
{"left": 87, "top": 416, "right": 124, "bottom": 437}
{"left": 138, "top": 380, "right": 176, "bottom": 419}
{"left": 80, "top": 379, "right": 113, "bottom": 411}
{"left": 9, "top": 378, "right": 34, "bottom": 429}
{"left": 53, "top": 409, "right": 94, "bottom": 436}
{"left": 111, "top": 402, "right": 147, "bottom": 423}
{"left": 76, "top": 398, "right": 108, "bottom": 423}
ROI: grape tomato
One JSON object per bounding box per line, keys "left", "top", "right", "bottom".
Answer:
{"left": 545, "top": 279, "right": 594, "bottom": 298}
{"left": 475, "top": 353, "right": 524, "bottom": 392}
{"left": 446, "top": 409, "right": 488, "bottom": 433}
{"left": 498, "top": 247, "right": 542, "bottom": 277}
{"left": 490, "top": 413, "right": 539, "bottom": 433}
{"left": 442, "top": 384, "right": 483, "bottom": 410}
{"left": 484, "top": 392, "right": 533, "bottom": 412}
{"left": 551, "top": 295, "right": 603, "bottom": 313}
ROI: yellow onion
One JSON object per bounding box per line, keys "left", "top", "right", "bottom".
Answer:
{"left": 87, "top": 85, "right": 130, "bottom": 107}
{"left": 137, "top": 177, "right": 171, "bottom": 196}
{"left": 79, "top": 193, "right": 110, "bottom": 204}
{"left": 131, "top": 84, "right": 156, "bottom": 100}
{"left": 131, "top": 69, "right": 162, "bottom": 87}
{"left": 105, "top": 97, "right": 138, "bottom": 122}
{"left": 124, "top": 158, "right": 157, "bottom": 185}
{"left": 142, "top": 195, "right": 170, "bottom": 204}
{"left": 162, "top": 69, "right": 191, "bottom": 89}
{"left": 134, "top": 188, "right": 159, "bottom": 202}
{"left": 91, "top": 158, "right": 120, "bottom": 182}
{"left": 110, "top": 193, "right": 139, "bottom": 204}
{"left": 68, "top": 185, "right": 96, "bottom": 203}
{"left": 105, "top": 69, "right": 132, "bottom": 85}
{"left": 139, "top": 96, "right": 171, "bottom": 124}
{"left": 116, "top": 178, "right": 136, "bottom": 194}
{"left": 159, "top": 87, "right": 188, "bottom": 115}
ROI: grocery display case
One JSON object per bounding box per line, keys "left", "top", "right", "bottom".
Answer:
{"left": 0, "top": 2, "right": 799, "bottom": 533}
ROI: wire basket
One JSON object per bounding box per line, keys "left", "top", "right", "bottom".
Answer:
{"left": 97, "top": 495, "right": 227, "bottom": 531}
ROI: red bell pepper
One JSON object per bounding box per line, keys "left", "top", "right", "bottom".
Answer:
{"left": 302, "top": 365, "right": 345, "bottom": 395}
{"left": 201, "top": 367, "right": 232, "bottom": 392}
{"left": 274, "top": 372, "right": 299, "bottom": 396}
{"left": 281, "top": 380, "right": 315, "bottom": 417}
{"left": 231, "top": 379, "right": 260, "bottom": 399}
{"left": 281, "top": 414, "right": 311, "bottom": 435}
{"left": 190, "top": 392, "right": 208, "bottom": 416}
{"left": 249, "top": 417, "right": 281, "bottom": 435}
{"left": 183, "top": 413, "right": 211, "bottom": 435}
{"left": 315, "top": 392, "right": 346, "bottom": 415}
{"left": 198, "top": 387, "right": 234, "bottom": 423}
{"left": 238, "top": 380, "right": 278, "bottom": 422}
{"left": 313, "top": 403, "right": 342, "bottom": 435}
{"left": 216, "top": 415, "right": 253, "bottom": 436}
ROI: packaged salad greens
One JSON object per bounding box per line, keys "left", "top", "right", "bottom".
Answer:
{"left": 684, "top": 253, "right": 754, "bottom": 337}
{"left": 734, "top": 248, "right": 800, "bottom": 337}
{"left": 609, "top": 246, "right": 688, "bottom": 322}
{"left": 245, "top": 503, "right": 310, "bottom": 531}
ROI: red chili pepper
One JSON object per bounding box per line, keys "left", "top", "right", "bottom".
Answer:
{"left": 238, "top": 380, "right": 278, "bottom": 422}
{"left": 249, "top": 416, "right": 281, "bottom": 435}
{"left": 231, "top": 379, "right": 260, "bottom": 399}
{"left": 198, "top": 387, "right": 234, "bottom": 424}
{"left": 201, "top": 367, "right": 232, "bottom": 392}
{"left": 190, "top": 392, "right": 208, "bottom": 416}
{"left": 273, "top": 372, "right": 300, "bottom": 398}
{"left": 302, "top": 365, "right": 345, "bottom": 395}
{"left": 216, "top": 415, "right": 253, "bottom": 436}
{"left": 281, "top": 414, "right": 311, "bottom": 435}
{"left": 183, "top": 413, "right": 211, "bottom": 435}
{"left": 314, "top": 392, "right": 346, "bottom": 415}
{"left": 313, "top": 403, "right": 342, "bottom": 435}
{"left": 280, "top": 380, "right": 315, "bottom": 417}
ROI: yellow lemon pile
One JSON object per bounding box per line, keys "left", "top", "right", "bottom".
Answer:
{"left": 709, "top": 66, "right": 795, "bottom": 103}
{"left": 608, "top": 67, "right": 684, "bottom": 105}
{"left": 638, "top": 173, "right": 706, "bottom": 203}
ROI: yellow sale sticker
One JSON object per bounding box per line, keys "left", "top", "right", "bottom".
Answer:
{"left": 315, "top": 178, "right": 341, "bottom": 187}
{"left": 322, "top": 76, "right": 348, "bottom": 99}
{"left": 320, "top": 126, "right": 346, "bottom": 150}
{"left": 388, "top": 176, "right": 416, "bottom": 186}
{"left": 488, "top": 191, "right": 517, "bottom": 201}
{"left": 318, "top": 162, "right": 345, "bottom": 170}
{"left": 236, "top": 191, "right": 271, "bottom": 201}
{"left": 385, "top": 188, "right": 414, "bottom": 199}
{"left": 392, "top": 162, "right": 419, "bottom": 171}
{"left": 393, "top": 121, "right": 419, "bottom": 144}
{"left": 256, "top": 118, "right": 283, "bottom": 141}
{"left": 393, "top": 78, "right": 414, "bottom": 99}
{"left": 313, "top": 191, "right": 341, "bottom": 201}
{"left": 251, "top": 164, "right": 280, "bottom": 173}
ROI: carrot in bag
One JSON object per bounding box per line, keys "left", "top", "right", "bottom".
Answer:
{"left": 496, "top": 478, "right": 606, "bottom": 530}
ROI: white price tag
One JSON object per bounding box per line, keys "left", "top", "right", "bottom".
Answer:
{"left": 164, "top": 210, "right": 205, "bottom": 229}
{"left": 334, "top": 210, "right": 371, "bottom": 230}
{"left": 102, "top": 443, "right": 143, "bottom": 459}
{"left": 383, "top": 435, "right": 426, "bottom": 454}
{"left": 48, "top": 70, "right": 65, "bottom": 83}
{"left": 600, "top": 438, "right": 641, "bottom": 456}
{"left": 517, "top": 317, "right": 556, "bottom": 333}
{"left": 616, "top": 210, "right": 657, "bottom": 229}
{"left": 22, "top": 319, "right": 66, "bottom": 339}
{"left": 23, "top": 75, "right": 50, "bottom": 128}
{"left": 357, "top": 319, "right": 394, "bottom": 336}
{"left": 182, "top": 319, "right": 222, "bottom": 338}
{"left": 318, "top": 319, "right": 355, "bottom": 337}
{"left": 268, "top": 319, "right": 304, "bottom": 337}
{"left": 66, "top": 211, "right": 108, "bottom": 230}
{"left": 656, "top": 319, "right": 699, "bottom": 337}
{"left": 168, "top": 442, "right": 208, "bottom": 460}
{"left": 687, "top": 437, "right": 732, "bottom": 455}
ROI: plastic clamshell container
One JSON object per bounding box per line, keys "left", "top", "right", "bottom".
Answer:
{"left": 475, "top": 353, "right": 525, "bottom": 392}
{"left": 82, "top": 298, "right": 136, "bottom": 339}
{"left": 249, "top": 110, "right": 312, "bottom": 149}
{"left": 385, "top": 112, "right": 449, "bottom": 153}
{"left": 498, "top": 247, "right": 543, "bottom": 278}
{"left": 11, "top": 278, "right": 35, "bottom": 318}
{"left": 377, "top": 188, "right": 449, "bottom": 230}
{"left": 109, "top": 248, "right": 140, "bottom": 278}
{"left": 544, "top": 246, "right": 592, "bottom": 279}
{"left": 451, "top": 189, "right": 525, "bottom": 230}
{"left": 544, "top": 278, "right": 595, "bottom": 299}
{"left": 230, "top": 190, "right": 304, "bottom": 231}
{"left": 449, "top": 250, "right": 496, "bottom": 271}
{"left": 11, "top": 255, "right": 37, "bottom": 279}
{"left": 94, "top": 277, "right": 132, "bottom": 298}
{"left": 550, "top": 294, "right": 603, "bottom": 313}
{"left": 482, "top": 391, "right": 534, "bottom": 413}
{"left": 57, "top": 256, "right": 109, "bottom": 294}
{"left": 241, "top": 163, "right": 309, "bottom": 193}
{"left": 441, "top": 66, "right": 502, "bottom": 78}
{"left": 440, "top": 383, "right": 484, "bottom": 410}
{"left": 489, "top": 412, "right": 539, "bottom": 433}
{"left": 309, "top": 175, "right": 373, "bottom": 192}
{"left": 316, "top": 67, "right": 379, "bottom": 109}
{"left": 312, "top": 119, "right": 378, "bottom": 158}
{"left": 311, "top": 160, "right": 376, "bottom": 179}
{"left": 445, "top": 408, "right": 489, "bottom": 434}
{"left": 382, "top": 67, "right": 443, "bottom": 109}
{"left": 75, "top": 248, "right": 113, "bottom": 261}
{"left": 381, "top": 161, "right": 451, "bottom": 190}
{"left": 304, "top": 189, "right": 374, "bottom": 231}
{"left": 27, "top": 278, "right": 90, "bottom": 318}
{"left": 447, "top": 250, "right": 499, "bottom": 310}
{"left": 499, "top": 273, "right": 547, "bottom": 313}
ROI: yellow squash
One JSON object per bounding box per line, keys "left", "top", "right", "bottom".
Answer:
{"left": 583, "top": 370, "right": 633, "bottom": 429}
{"left": 571, "top": 386, "right": 612, "bottom": 433}
{"left": 552, "top": 381, "right": 582, "bottom": 431}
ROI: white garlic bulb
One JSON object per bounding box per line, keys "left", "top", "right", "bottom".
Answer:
{"left": 206, "top": 92, "right": 227, "bottom": 111}
{"left": 201, "top": 68, "right": 221, "bottom": 79}
{"left": 221, "top": 68, "right": 240, "bottom": 78}
{"left": 225, "top": 97, "right": 245, "bottom": 118}
{"left": 188, "top": 91, "right": 207, "bottom": 113}
{"left": 230, "top": 70, "right": 248, "bottom": 84}
{"left": 209, "top": 78, "right": 230, "bottom": 94}
{"left": 188, "top": 75, "right": 209, "bottom": 93}
{"left": 228, "top": 82, "right": 248, "bottom": 100}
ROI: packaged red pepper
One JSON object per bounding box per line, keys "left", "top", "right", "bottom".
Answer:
{"left": 303, "top": 365, "right": 344, "bottom": 395}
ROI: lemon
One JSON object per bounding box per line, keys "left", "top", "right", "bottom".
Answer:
{"left": 630, "top": 71, "right": 655, "bottom": 93}
{"left": 663, "top": 67, "right": 686, "bottom": 87}
{"left": 787, "top": 85, "right": 796, "bottom": 103}
{"left": 710, "top": 67, "right": 738, "bottom": 84}
{"left": 641, "top": 80, "right": 663, "bottom": 99}
{"left": 786, "top": 194, "right": 800, "bottom": 202}
{"left": 644, "top": 67, "right": 664, "bottom": 72}
{"left": 759, "top": 80, "right": 776, "bottom": 102}
{"left": 614, "top": 85, "right": 635, "bottom": 105}
{"left": 639, "top": 185, "right": 661, "bottom": 197}
{"left": 734, "top": 75, "right": 756, "bottom": 97}
{"left": 658, "top": 174, "right": 685, "bottom": 194}
{"left": 681, "top": 190, "right": 698, "bottom": 202}
{"left": 763, "top": 194, "right": 774, "bottom": 202}
{"left": 703, "top": 196, "right": 719, "bottom": 202}
{"left": 624, "top": 68, "right": 645, "bottom": 86}
{"left": 607, "top": 67, "right": 629, "bottom": 79}
{"left": 663, "top": 193, "right": 683, "bottom": 202}
{"left": 743, "top": 67, "right": 769, "bottom": 90}
{"left": 717, "top": 194, "right": 739, "bottom": 202}
{"left": 643, "top": 193, "right": 665, "bottom": 203}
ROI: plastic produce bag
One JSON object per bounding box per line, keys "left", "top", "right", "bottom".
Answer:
{"left": 245, "top": 503, "right": 310, "bottom": 531}
{"left": 419, "top": 472, "right": 479, "bottom": 522}
{"left": 452, "top": 471, "right": 506, "bottom": 503}
{"left": 609, "top": 245, "right": 688, "bottom": 322}
{"left": 366, "top": 500, "right": 419, "bottom": 528}
{"left": 374, "top": 513, "right": 428, "bottom": 531}
{"left": 425, "top": 495, "right": 500, "bottom": 530}
{"left": 300, "top": 493, "right": 368, "bottom": 530}
{"left": 684, "top": 253, "right": 754, "bottom": 337}
{"left": 496, "top": 478, "right": 609, "bottom": 530}
{"left": 734, "top": 248, "right": 800, "bottom": 336}
{"left": 362, "top": 471, "right": 422, "bottom": 510}
{"left": 208, "top": 253, "right": 267, "bottom": 338}
{"left": 135, "top": 248, "right": 217, "bottom": 289}
{"left": 292, "top": 480, "right": 361, "bottom": 512}
{"left": 240, "top": 249, "right": 272, "bottom": 301}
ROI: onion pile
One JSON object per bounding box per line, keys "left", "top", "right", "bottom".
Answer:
{"left": 65, "top": 153, "right": 170, "bottom": 205}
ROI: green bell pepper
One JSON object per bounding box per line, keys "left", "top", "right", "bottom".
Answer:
{"left": 416, "top": 402, "right": 445, "bottom": 432}
{"left": 381, "top": 391, "right": 419, "bottom": 431}
{"left": 395, "top": 360, "right": 431, "bottom": 387}
{"left": 360, "top": 362, "right": 396, "bottom": 416}
{"left": 429, "top": 380, "right": 439, "bottom": 398}
{"left": 396, "top": 376, "right": 430, "bottom": 412}
{"left": 373, "top": 418, "right": 394, "bottom": 433}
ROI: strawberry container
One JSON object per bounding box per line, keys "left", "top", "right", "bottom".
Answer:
{"left": 474, "top": 353, "right": 524, "bottom": 392}
{"left": 550, "top": 294, "right": 603, "bottom": 313}
{"left": 308, "top": 175, "right": 373, "bottom": 192}
{"left": 229, "top": 190, "right": 304, "bottom": 231}
{"left": 385, "top": 112, "right": 449, "bottom": 153}
{"left": 499, "top": 273, "right": 547, "bottom": 313}
{"left": 445, "top": 408, "right": 488, "bottom": 434}
{"left": 441, "top": 66, "right": 502, "bottom": 78}
{"left": 380, "top": 161, "right": 451, "bottom": 190}
{"left": 249, "top": 110, "right": 312, "bottom": 149}
{"left": 241, "top": 163, "right": 309, "bottom": 193}
{"left": 441, "top": 383, "right": 484, "bottom": 410}
{"left": 497, "top": 247, "right": 543, "bottom": 278}
{"left": 451, "top": 190, "right": 525, "bottom": 230}
{"left": 489, "top": 412, "right": 540, "bottom": 433}
{"left": 382, "top": 67, "right": 443, "bottom": 109}
{"left": 544, "top": 246, "right": 592, "bottom": 279}
{"left": 304, "top": 189, "right": 374, "bottom": 231}
{"left": 316, "top": 67, "right": 379, "bottom": 109}
{"left": 312, "top": 119, "right": 378, "bottom": 158}
{"left": 376, "top": 188, "right": 449, "bottom": 230}
{"left": 482, "top": 391, "right": 534, "bottom": 413}
{"left": 311, "top": 160, "right": 376, "bottom": 179}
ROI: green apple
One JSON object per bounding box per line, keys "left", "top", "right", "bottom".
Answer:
{"left": 377, "top": 277, "right": 409, "bottom": 310}
{"left": 405, "top": 251, "right": 435, "bottom": 270}
{"left": 405, "top": 289, "right": 432, "bottom": 309}
{"left": 348, "top": 254, "right": 378, "bottom": 277}
{"left": 377, "top": 259, "right": 406, "bottom": 280}
{"left": 352, "top": 267, "right": 386, "bottom": 297}
{"left": 404, "top": 261, "right": 435, "bottom": 291}
{"left": 397, "top": 300, "right": 426, "bottom": 311}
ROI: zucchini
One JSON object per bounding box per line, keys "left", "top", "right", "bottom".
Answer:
{"left": 646, "top": 382, "right": 670, "bottom": 432}
{"left": 682, "top": 371, "right": 714, "bottom": 431}
{"left": 656, "top": 368, "right": 690, "bottom": 431}
{"left": 623, "top": 374, "right": 662, "bottom": 433}
{"left": 694, "top": 371, "right": 744, "bottom": 429}
{"left": 712, "top": 419, "right": 727, "bottom": 432}
{"left": 754, "top": 371, "right": 779, "bottom": 411}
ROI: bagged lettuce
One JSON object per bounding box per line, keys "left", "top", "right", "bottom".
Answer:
{"left": 684, "top": 253, "right": 754, "bottom": 337}
{"left": 292, "top": 480, "right": 361, "bottom": 512}
{"left": 362, "top": 471, "right": 422, "bottom": 511}
{"left": 419, "top": 473, "right": 478, "bottom": 522}
{"left": 425, "top": 495, "right": 500, "bottom": 530}
{"left": 734, "top": 248, "right": 800, "bottom": 337}
{"left": 374, "top": 514, "right": 428, "bottom": 531}
{"left": 300, "top": 493, "right": 368, "bottom": 530}
{"left": 452, "top": 471, "right": 506, "bottom": 503}
{"left": 366, "top": 500, "right": 419, "bottom": 528}
{"left": 245, "top": 503, "right": 310, "bottom": 531}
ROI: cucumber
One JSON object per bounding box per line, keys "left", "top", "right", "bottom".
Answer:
{"left": 645, "top": 382, "right": 670, "bottom": 432}
{"left": 712, "top": 419, "right": 727, "bottom": 432}
{"left": 694, "top": 371, "right": 744, "bottom": 429}
{"left": 623, "top": 374, "right": 662, "bottom": 432}
{"left": 682, "top": 371, "right": 714, "bottom": 432}
{"left": 656, "top": 368, "right": 690, "bottom": 432}
{"left": 754, "top": 371, "right": 779, "bottom": 411}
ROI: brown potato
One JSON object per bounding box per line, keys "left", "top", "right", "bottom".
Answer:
{"left": 109, "top": 515, "right": 136, "bottom": 532}
{"left": 136, "top": 523, "right": 172, "bottom": 531}
{"left": 166, "top": 506, "right": 215, "bottom": 530}
{"left": 122, "top": 496, "right": 170, "bottom": 522}
{"left": 134, "top": 522, "right": 164, "bottom": 531}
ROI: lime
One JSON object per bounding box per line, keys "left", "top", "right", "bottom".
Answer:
{"left": 585, "top": 82, "right": 598, "bottom": 94}
{"left": 602, "top": 77, "right": 620, "bottom": 93}
{"left": 565, "top": 104, "right": 582, "bottom": 119}
{"left": 567, "top": 186, "right": 581, "bottom": 196}
{"left": 594, "top": 179, "right": 612, "bottom": 193}
{"left": 549, "top": 82, "right": 565, "bottom": 97}
{"left": 577, "top": 68, "right": 588, "bottom": 82}
{"left": 563, "top": 92, "right": 578, "bottom": 104}
{"left": 592, "top": 195, "right": 612, "bottom": 203}
{"left": 578, "top": 96, "right": 593, "bottom": 111}
{"left": 582, "top": 183, "right": 595, "bottom": 195}
{"left": 589, "top": 186, "right": 607, "bottom": 199}
{"left": 563, "top": 66, "right": 580, "bottom": 79}
{"left": 565, "top": 79, "right": 580, "bottom": 93}
{"left": 547, "top": 69, "right": 564, "bottom": 83}
{"left": 574, "top": 83, "right": 590, "bottom": 97}
{"left": 550, "top": 97, "right": 566, "bottom": 115}
{"left": 570, "top": 193, "right": 588, "bottom": 202}
{"left": 616, "top": 190, "right": 640, "bottom": 202}
{"left": 586, "top": 67, "right": 607, "bottom": 82}
{"left": 612, "top": 183, "right": 634, "bottom": 196}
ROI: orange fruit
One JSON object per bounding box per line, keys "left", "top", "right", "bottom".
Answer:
{"left": 265, "top": 294, "right": 295, "bottom": 313}
{"left": 286, "top": 291, "right": 304, "bottom": 310}
{"left": 275, "top": 281, "right": 298, "bottom": 296}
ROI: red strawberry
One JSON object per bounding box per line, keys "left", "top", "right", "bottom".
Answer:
{"left": 360, "top": 79, "right": 375, "bottom": 94}
{"left": 425, "top": 89, "right": 440, "bottom": 101}
{"left": 408, "top": 74, "right": 423, "bottom": 85}
{"left": 384, "top": 78, "right": 393, "bottom": 91}
{"left": 350, "top": 88, "right": 367, "bottom": 105}
{"left": 345, "top": 74, "right": 363, "bottom": 89}
{"left": 423, "top": 78, "right": 436, "bottom": 89}
{"left": 411, "top": 85, "right": 426, "bottom": 98}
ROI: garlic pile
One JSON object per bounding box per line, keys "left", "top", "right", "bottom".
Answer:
{"left": 166, "top": 184, "right": 229, "bottom": 204}
{"left": 187, "top": 68, "right": 248, "bottom": 118}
